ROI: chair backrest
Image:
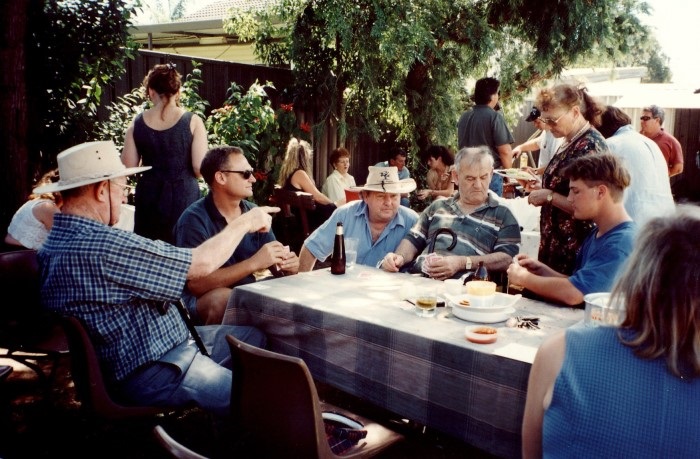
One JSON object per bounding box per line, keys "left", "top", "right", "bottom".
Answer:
{"left": 226, "top": 334, "right": 332, "bottom": 458}
{"left": 344, "top": 188, "right": 361, "bottom": 203}
{"left": 272, "top": 186, "right": 317, "bottom": 238}
{"left": 0, "top": 249, "right": 50, "bottom": 345}
{"left": 61, "top": 316, "right": 167, "bottom": 420}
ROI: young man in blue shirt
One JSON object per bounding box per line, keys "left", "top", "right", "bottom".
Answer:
{"left": 507, "top": 154, "right": 636, "bottom": 306}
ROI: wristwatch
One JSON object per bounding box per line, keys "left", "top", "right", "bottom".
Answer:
{"left": 546, "top": 192, "right": 554, "bottom": 204}
{"left": 465, "top": 257, "right": 473, "bottom": 270}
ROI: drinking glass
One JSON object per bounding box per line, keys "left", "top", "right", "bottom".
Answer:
{"left": 345, "top": 238, "right": 359, "bottom": 270}
{"left": 415, "top": 286, "right": 437, "bottom": 317}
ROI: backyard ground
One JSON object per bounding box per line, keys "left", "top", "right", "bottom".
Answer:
{"left": 1, "top": 354, "right": 497, "bottom": 458}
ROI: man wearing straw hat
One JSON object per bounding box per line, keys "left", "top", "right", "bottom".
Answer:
{"left": 36, "top": 140, "right": 275, "bottom": 417}
{"left": 298, "top": 166, "right": 419, "bottom": 271}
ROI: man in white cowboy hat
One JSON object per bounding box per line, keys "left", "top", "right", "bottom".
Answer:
{"left": 381, "top": 146, "right": 521, "bottom": 280}
{"left": 36, "top": 140, "right": 276, "bottom": 417}
{"left": 298, "top": 166, "right": 419, "bottom": 271}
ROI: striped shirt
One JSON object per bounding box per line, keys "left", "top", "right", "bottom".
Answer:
{"left": 405, "top": 192, "right": 520, "bottom": 274}
{"left": 38, "top": 214, "right": 192, "bottom": 382}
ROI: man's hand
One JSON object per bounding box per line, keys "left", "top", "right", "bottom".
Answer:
{"left": 381, "top": 253, "right": 404, "bottom": 272}
{"left": 423, "top": 255, "right": 461, "bottom": 281}
{"left": 251, "top": 241, "right": 288, "bottom": 272}
{"left": 240, "top": 206, "right": 280, "bottom": 233}
{"left": 279, "top": 248, "right": 300, "bottom": 274}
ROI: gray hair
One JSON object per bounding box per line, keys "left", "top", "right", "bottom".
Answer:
{"left": 455, "top": 146, "right": 494, "bottom": 170}
{"left": 643, "top": 104, "right": 665, "bottom": 125}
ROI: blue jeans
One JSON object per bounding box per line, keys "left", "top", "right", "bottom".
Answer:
{"left": 117, "top": 325, "right": 266, "bottom": 417}
{"left": 489, "top": 173, "right": 503, "bottom": 196}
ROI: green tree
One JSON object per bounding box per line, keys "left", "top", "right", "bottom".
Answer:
{"left": 1, "top": 0, "right": 138, "bottom": 232}
{"left": 225, "top": 0, "right": 654, "bottom": 153}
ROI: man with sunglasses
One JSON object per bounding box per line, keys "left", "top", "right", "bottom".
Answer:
{"left": 639, "top": 105, "right": 683, "bottom": 177}
{"left": 175, "top": 146, "right": 299, "bottom": 325}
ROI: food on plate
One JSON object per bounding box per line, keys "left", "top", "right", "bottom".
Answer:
{"left": 465, "top": 326, "right": 498, "bottom": 344}
{"left": 495, "top": 168, "right": 536, "bottom": 181}
{"left": 459, "top": 299, "right": 471, "bottom": 306}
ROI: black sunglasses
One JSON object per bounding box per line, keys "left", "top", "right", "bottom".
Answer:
{"left": 639, "top": 116, "right": 652, "bottom": 121}
{"left": 220, "top": 169, "right": 254, "bottom": 179}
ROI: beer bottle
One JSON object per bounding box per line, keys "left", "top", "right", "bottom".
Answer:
{"left": 473, "top": 261, "right": 489, "bottom": 281}
{"left": 330, "top": 222, "right": 346, "bottom": 275}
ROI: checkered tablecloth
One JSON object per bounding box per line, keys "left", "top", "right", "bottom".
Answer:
{"left": 223, "top": 265, "right": 582, "bottom": 458}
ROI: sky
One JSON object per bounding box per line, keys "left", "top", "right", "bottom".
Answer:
{"left": 642, "top": 0, "right": 700, "bottom": 86}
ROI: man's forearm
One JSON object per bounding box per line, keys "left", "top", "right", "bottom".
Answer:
{"left": 298, "top": 245, "right": 318, "bottom": 272}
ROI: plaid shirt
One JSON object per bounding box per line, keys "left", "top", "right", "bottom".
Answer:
{"left": 38, "top": 214, "right": 192, "bottom": 382}
{"left": 405, "top": 192, "right": 521, "bottom": 273}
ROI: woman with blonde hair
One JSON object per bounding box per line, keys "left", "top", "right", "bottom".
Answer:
{"left": 523, "top": 84, "right": 609, "bottom": 275}
{"left": 122, "top": 62, "right": 208, "bottom": 243}
{"left": 522, "top": 205, "right": 700, "bottom": 458}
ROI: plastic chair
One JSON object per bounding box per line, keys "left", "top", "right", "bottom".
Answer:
{"left": 344, "top": 188, "right": 361, "bottom": 202}
{"left": 153, "top": 425, "right": 209, "bottom": 459}
{"left": 60, "top": 316, "right": 174, "bottom": 420}
{"left": 226, "top": 334, "right": 403, "bottom": 458}
{"left": 0, "top": 249, "right": 68, "bottom": 387}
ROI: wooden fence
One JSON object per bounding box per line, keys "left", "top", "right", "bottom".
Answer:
{"left": 98, "top": 50, "right": 386, "bottom": 189}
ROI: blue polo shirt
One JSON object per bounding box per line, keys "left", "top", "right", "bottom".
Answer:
{"left": 174, "top": 194, "right": 276, "bottom": 314}
{"left": 304, "top": 200, "right": 419, "bottom": 267}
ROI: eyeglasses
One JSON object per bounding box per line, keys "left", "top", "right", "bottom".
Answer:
{"left": 538, "top": 109, "right": 570, "bottom": 127}
{"left": 110, "top": 181, "right": 133, "bottom": 198}
{"left": 640, "top": 116, "right": 652, "bottom": 121}
{"left": 220, "top": 169, "right": 254, "bottom": 179}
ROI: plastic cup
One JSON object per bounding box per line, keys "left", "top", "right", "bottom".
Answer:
{"left": 444, "top": 279, "right": 463, "bottom": 296}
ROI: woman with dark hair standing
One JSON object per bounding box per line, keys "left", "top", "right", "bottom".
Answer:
{"left": 522, "top": 206, "right": 700, "bottom": 458}
{"left": 122, "top": 63, "right": 208, "bottom": 243}
{"left": 523, "top": 84, "right": 609, "bottom": 275}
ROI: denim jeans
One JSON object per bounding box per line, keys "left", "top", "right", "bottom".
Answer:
{"left": 489, "top": 173, "right": 503, "bottom": 196}
{"left": 118, "top": 325, "right": 266, "bottom": 417}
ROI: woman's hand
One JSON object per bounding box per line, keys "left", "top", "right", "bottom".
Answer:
{"left": 527, "top": 189, "right": 552, "bottom": 207}
{"left": 416, "top": 189, "right": 432, "bottom": 201}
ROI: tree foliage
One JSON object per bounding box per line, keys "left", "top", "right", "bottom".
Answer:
{"left": 29, "top": 0, "right": 140, "bottom": 169}
{"left": 225, "top": 0, "right": 655, "bottom": 153}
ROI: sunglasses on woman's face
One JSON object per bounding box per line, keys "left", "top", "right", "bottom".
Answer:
{"left": 220, "top": 169, "right": 254, "bottom": 179}
{"left": 640, "top": 116, "right": 653, "bottom": 121}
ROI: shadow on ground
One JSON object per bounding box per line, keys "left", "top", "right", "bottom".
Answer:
{"left": 1, "top": 355, "right": 497, "bottom": 458}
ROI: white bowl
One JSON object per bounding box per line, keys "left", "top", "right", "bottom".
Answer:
{"left": 453, "top": 306, "right": 515, "bottom": 323}
{"left": 447, "top": 292, "right": 521, "bottom": 312}
{"left": 583, "top": 292, "right": 625, "bottom": 327}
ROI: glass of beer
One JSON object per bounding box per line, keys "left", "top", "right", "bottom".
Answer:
{"left": 415, "top": 286, "right": 438, "bottom": 317}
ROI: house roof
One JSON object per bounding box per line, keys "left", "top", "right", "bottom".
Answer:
{"left": 181, "top": 0, "right": 276, "bottom": 22}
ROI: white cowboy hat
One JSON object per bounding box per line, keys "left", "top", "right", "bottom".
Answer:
{"left": 355, "top": 166, "right": 416, "bottom": 194}
{"left": 33, "top": 141, "right": 151, "bottom": 194}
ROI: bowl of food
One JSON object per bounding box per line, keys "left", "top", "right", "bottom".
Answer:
{"left": 465, "top": 326, "right": 498, "bottom": 344}
{"left": 464, "top": 280, "right": 497, "bottom": 308}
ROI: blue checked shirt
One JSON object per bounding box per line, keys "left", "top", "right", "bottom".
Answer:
{"left": 405, "top": 192, "right": 521, "bottom": 274}
{"left": 38, "top": 214, "right": 193, "bottom": 382}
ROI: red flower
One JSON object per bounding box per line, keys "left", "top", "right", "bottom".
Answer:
{"left": 280, "top": 103, "right": 294, "bottom": 112}
{"left": 253, "top": 171, "right": 268, "bottom": 181}
{"left": 300, "top": 121, "right": 311, "bottom": 133}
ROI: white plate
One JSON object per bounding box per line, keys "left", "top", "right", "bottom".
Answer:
{"left": 494, "top": 168, "right": 537, "bottom": 181}
{"left": 446, "top": 292, "right": 521, "bottom": 312}
{"left": 453, "top": 306, "right": 515, "bottom": 323}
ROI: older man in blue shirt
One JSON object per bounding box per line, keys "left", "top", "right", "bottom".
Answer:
{"left": 37, "top": 141, "right": 272, "bottom": 417}
{"left": 299, "top": 166, "right": 418, "bottom": 271}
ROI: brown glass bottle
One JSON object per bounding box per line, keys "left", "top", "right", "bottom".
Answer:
{"left": 473, "top": 261, "right": 489, "bottom": 281}
{"left": 330, "top": 222, "right": 346, "bottom": 275}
